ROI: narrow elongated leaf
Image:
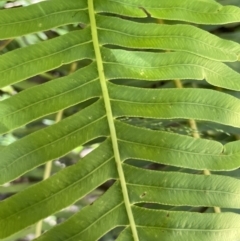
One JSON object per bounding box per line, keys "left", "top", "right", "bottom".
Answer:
{"left": 117, "top": 207, "right": 240, "bottom": 241}
{"left": 96, "top": 0, "right": 240, "bottom": 25}
{"left": 0, "top": 0, "right": 88, "bottom": 39}
{"left": 0, "top": 30, "right": 93, "bottom": 88}
{"left": 0, "top": 63, "right": 100, "bottom": 134}
{"left": 97, "top": 15, "right": 240, "bottom": 61}
{"left": 124, "top": 164, "right": 240, "bottom": 208}
{"left": 103, "top": 49, "right": 240, "bottom": 90}
{"left": 116, "top": 121, "right": 240, "bottom": 171}
{"left": 110, "top": 83, "right": 240, "bottom": 127}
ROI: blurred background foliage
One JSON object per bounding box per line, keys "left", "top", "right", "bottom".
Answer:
{"left": 0, "top": 0, "right": 240, "bottom": 240}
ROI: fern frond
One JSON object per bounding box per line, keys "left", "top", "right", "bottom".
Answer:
{"left": 0, "top": 0, "right": 240, "bottom": 240}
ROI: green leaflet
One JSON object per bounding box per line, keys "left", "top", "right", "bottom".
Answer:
{"left": 0, "top": 63, "right": 101, "bottom": 134}
{"left": 117, "top": 207, "right": 240, "bottom": 241}
{"left": 96, "top": 0, "right": 240, "bottom": 24}
{"left": 103, "top": 48, "right": 240, "bottom": 89}
{"left": 0, "top": 0, "right": 88, "bottom": 39}
{"left": 124, "top": 164, "right": 240, "bottom": 208}
{"left": 0, "top": 29, "right": 93, "bottom": 87}
{"left": 0, "top": 0, "right": 240, "bottom": 240}
{"left": 109, "top": 83, "right": 240, "bottom": 127}
{"left": 116, "top": 121, "right": 240, "bottom": 171}
{"left": 97, "top": 15, "right": 240, "bottom": 61}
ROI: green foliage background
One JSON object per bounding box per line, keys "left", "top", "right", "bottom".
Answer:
{"left": 0, "top": 0, "right": 240, "bottom": 240}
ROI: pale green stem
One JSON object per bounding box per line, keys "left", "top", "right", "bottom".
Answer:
{"left": 69, "top": 62, "right": 78, "bottom": 73}
{"left": 88, "top": 0, "right": 139, "bottom": 240}
{"left": 174, "top": 79, "right": 221, "bottom": 213}
{"left": 0, "top": 39, "right": 12, "bottom": 51}
{"left": 39, "top": 72, "right": 56, "bottom": 80}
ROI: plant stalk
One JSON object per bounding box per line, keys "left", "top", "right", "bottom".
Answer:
{"left": 88, "top": 0, "right": 139, "bottom": 240}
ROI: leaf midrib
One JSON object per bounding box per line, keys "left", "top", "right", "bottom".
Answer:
{"left": 128, "top": 183, "right": 240, "bottom": 196}
{"left": 88, "top": 0, "right": 139, "bottom": 240}
{"left": 119, "top": 139, "right": 227, "bottom": 157}
{"left": 112, "top": 99, "right": 240, "bottom": 118}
